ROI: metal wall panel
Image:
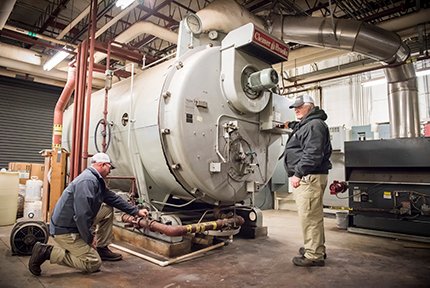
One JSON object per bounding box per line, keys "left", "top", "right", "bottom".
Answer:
{"left": 0, "top": 76, "right": 62, "bottom": 169}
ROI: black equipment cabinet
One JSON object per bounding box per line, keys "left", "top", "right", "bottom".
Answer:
{"left": 345, "top": 138, "right": 430, "bottom": 237}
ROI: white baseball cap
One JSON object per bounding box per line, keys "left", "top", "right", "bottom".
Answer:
{"left": 289, "top": 94, "right": 315, "bottom": 109}
{"left": 91, "top": 152, "right": 115, "bottom": 169}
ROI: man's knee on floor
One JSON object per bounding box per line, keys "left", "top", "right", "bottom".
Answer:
{"left": 83, "top": 257, "right": 102, "bottom": 273}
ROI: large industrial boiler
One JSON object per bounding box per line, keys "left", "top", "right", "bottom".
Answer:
{"left": 61, "top": 16, "right": 292, "bottom": 253}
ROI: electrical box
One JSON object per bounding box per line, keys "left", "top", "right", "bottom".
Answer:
{"left": 329, "top": 126, "right": 347, "bottom": 152}
{"left": 260, "top": 93, "right": 294, "bottom": 132}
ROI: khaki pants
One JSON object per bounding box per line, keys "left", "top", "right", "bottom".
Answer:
{"left": 293, "top": 174, "right": 328, "bottom": 261}
{"left": 50, "top": 204, "right": 114, "bottom": 272}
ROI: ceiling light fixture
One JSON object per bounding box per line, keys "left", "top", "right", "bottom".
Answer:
{"left": 116, "top": 0, "right": 135, "bottom": 10}
{"left": 43, "top": 49, "right": 70, "bottom": 71}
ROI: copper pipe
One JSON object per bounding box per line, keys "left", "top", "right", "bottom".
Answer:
{"left": 122, "top": 214, "right": 245, "bottom": 237}
{"left": 70, "top": 43, "right": 81, "bottom": 177}
{"left": 52, "top": 65, "right": 76, "bottom": 149}
{"left": 71, "top": 40, "right": 88, "bottom": 179}
{"left": 82, "top": 0, "right": 97, "bottom": 169}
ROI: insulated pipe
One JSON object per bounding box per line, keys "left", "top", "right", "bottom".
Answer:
{"left": 4, "top": 25, "right": 77, "bottom": 48}
{"left": 0, "top": 0, "right": 16, "bottom": 30}
{"left": 196, "top": 0, "right": 265, "bottom": 33}
{"left": 52, "top": 65, "right": 76, "bottom": 149}
{"left": 93, "top": 21, "right": 178, "bottom": 63}
{"left": 122, "top": 214, "right": 245, "bottom": 237}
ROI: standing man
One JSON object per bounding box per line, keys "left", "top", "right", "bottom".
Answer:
{"left": 29, "top": 152, "right": 149, "bottom": 276}
{"left": 283, "top": 94, "right": 332, "bottom": 267}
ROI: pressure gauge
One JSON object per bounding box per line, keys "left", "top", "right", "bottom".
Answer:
{"left": 184, "top": 13, "right": 202, "bottom": 35}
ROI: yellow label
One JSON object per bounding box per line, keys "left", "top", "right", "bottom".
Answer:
{"left": 383, "top": 191, "right": 392, "bottom": 199}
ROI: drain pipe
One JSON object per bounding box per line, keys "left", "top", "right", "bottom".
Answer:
{"left": 52, "top": 65, "right": 76, "bottom": 149}
{"left": 270, "top": 16, "right": 418, "bottom": 138}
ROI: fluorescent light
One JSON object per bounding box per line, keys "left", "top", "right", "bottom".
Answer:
{"left": 116, "top": 0, "right": 135, "bottom": 9}
{"left": 43, "top": 50, "right": 70, "bottom": 71}
{"left": 361, "top": 78, "right": 386, "bottom": 87}
{"left": 416, "top": 69, "right": 430, "bottom": 77}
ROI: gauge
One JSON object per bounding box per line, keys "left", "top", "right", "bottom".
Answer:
{"left": 184, "top": 13, "right": 202, "bottom": 35}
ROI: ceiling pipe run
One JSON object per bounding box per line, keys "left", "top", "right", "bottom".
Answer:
{"left": 93, "top": 21, "right": 178, "bottom": 63}
{"left": 196, "top": 0, "right": 265, "bottom": 33}
{"left": 0, "top": 0, "right": 16, "bottom": 30}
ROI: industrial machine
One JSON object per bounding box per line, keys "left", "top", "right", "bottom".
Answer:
{"left": 343, "top": 138, "right": 430, "bottom": 238}
{"left": 61, "top": 17, "right": 291, "bottom": 249}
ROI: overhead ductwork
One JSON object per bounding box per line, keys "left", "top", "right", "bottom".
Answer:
{"left": 269, "top": 15, "right": 418, "bottom": 138}
{"left": 94, "top": 21, "right": 178, "bottom": 63}
{"left": 0, "top": 0, "right": 16, "bottom": 30}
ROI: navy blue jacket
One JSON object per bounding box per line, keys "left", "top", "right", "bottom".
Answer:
{"left": 50, "top": 167, "right": 138, "bottom": 244}
{"left": 284, "top": 107, "right": 332, "bottom": 178}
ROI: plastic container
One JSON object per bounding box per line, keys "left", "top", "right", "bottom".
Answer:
{"left": 0, "top": 171, "right": 19, "bottom": 226}
{"left": 25, "top": 176, "right": 43, "bottom": 201}
{"left": 23, "top": 200, "right": 43, "bottom": 220}
{"left": 335, "top": 211, "right": 349, "bottom": 230}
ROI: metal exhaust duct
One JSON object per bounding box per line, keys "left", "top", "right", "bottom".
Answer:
{"left": 270, "top": 16, "right": 418, "bottom": 138}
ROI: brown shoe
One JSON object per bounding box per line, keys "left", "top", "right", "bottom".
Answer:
{"left": 292, "top": 255, "right": 325, "bottom": 267}
{"left": 299, "top": 247, "right": 327, "bottom": 259}
{"left": 28, "top": 242, "right": 53, "bottom": 276}
{"left": 97, "top": 246, "right": 122, "bottom": 261}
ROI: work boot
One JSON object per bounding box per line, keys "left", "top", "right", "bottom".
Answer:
{"left": 299, "top": 247, "right": 327, "bottom": 259}
{"left": 97, "top": 246, "right": 122, "bottom": 261}
{"left": 28, "top": 242, "right": 53, "bottom": 276}
{"left": 292, "top": 255, "right": 325, "bottom": 267}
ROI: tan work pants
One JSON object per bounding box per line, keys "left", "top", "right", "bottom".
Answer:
{"left": 293, "top": 174, "right": 328, "bottom": 261}
{"left": 50, "top": 204, "right": 114, "bottom": 272}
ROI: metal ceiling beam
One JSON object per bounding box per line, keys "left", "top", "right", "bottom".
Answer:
{"left": 36, "top": 0, "right": 71, "bottom": 34}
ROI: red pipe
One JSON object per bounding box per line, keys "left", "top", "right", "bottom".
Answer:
{"left": 81, "top": 0, "right": 97, "bottom": 169}
{"left": 122, "top": 214, "right": 245, "bottom": 237}
{"left": 52, "top": 64, "right": 76, "bottom": 149}
{"left": 71, "top": 40, "right": 88, "bottom": 179}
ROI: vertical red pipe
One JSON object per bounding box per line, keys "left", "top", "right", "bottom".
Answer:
{"left": 82, "top": 0, "right": 97, "bottom": 169}
{"left": 71, "top": 40, "right": 88, "bottom": 179}
{"left": 52, "top": 64, "right": 76, "bottom": 149}
{"left": 70, "top": 44, "right": 81, "bottom": 176}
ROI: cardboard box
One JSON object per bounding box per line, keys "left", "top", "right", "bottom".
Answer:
{"left": 8, "top": 162, "right": 44, "bottom": 185}
{"left": 30, "top": 164, "right": 45, "bottom": 181}
{"left": 8, "top": 162, "right": 31, "bottom": 184}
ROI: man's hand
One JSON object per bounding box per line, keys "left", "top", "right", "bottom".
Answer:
{"left": 291, "top": 175, "right": 301, "bottom": 188}
{"left": 137, "top": 208, "right": 149, "bottom": 218}
{"left": 91, "top": 235, "right": 98, "bottom": 249}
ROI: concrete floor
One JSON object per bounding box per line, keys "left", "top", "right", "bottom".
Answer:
{"left": 1, "top": 210, "right": 430, "bottom": 288}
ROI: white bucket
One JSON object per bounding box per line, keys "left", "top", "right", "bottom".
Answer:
{"left": 25, "top": 176, "right": 43, "bottom": 201}
{"left": 23, "top": 200, "right": 43, "bottom": 220}
{"left": 335, "top": 211, "right": 349, "bottom": 230}
{"left": 0, "top": 171, "right": 19, "bottom": 226}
